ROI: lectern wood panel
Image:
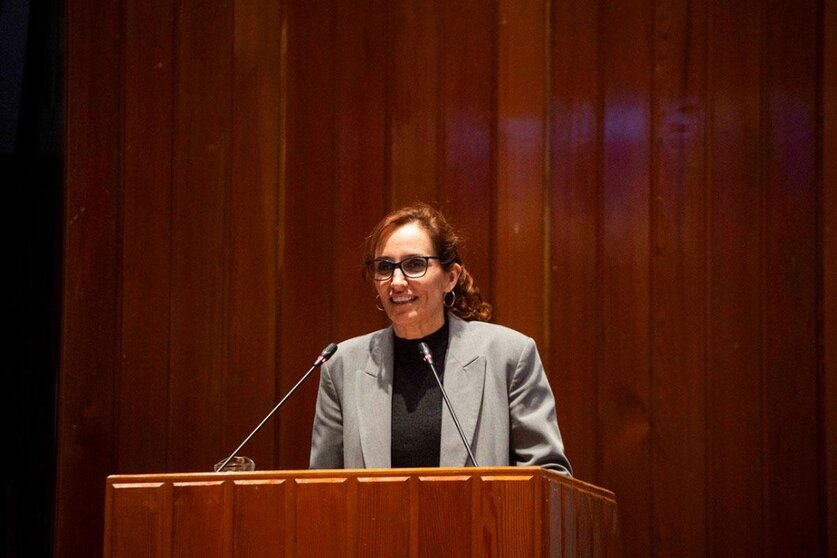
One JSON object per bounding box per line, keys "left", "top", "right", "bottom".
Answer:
{"left": 480, "top": 475, "right": 538, "bottom": 557}
{"left": 105, "top": 467, "right": 618, "bottom": 558}
{"left": 356, "top": 477, "right": 410, "bottom": 557}
{"left": 232, "top": 480, "right": 287, "bottom": 557}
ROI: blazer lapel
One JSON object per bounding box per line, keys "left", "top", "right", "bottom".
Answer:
{"left": 356, "top": 329, "right": 393, "bottom": 468}
{"left": 440, "top": 317, "right": 486, "bottom": 467}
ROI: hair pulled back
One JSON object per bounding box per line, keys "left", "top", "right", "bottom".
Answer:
{"left": 363, "top": 202, "right": 492, "bottom": 322}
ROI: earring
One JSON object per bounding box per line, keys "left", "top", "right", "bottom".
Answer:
{"left": 375, "top": 294, "right": 384, "bottom": 312}
{"left": 443, "top": 291, "right": 456, "bottom": 308}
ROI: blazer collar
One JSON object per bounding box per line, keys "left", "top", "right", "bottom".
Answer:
{"left": 440, "top": 315, "right": 486, "bottom": 467}
{"left": 355, "top": 315, "right": 486, "bottom": 468}
{"left": 356, "top": 328, "right": 394, "bottom": 468}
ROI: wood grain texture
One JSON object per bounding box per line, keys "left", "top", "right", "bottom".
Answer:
{"left": 826, "top": 2, "right": 837, "bottom": 555}
{"left": 388, "top": 0, "right": 441, "bottom": 207}
{"left": 333, "top": 0, "right": 389, "bottom": 342}
{"left": 356, "top": 477, "right": 411, "bottom": 557}
{"left": 59, "top": 2, "right": 829, "bottom": 557}
{"left": 55, "top": 1, "right": 121, "bottom": 557}
{"left": 233, "top": 480, "right": 287, "bottom": 558}
{"left": 495, "top": 0, "right": 548, "bottom": 346}
{"left": 439, "top": 0, "right": 494, "bottom": 301}
{"left": 707, "top": 1, "right": 765, "bottom": 555}
{"left": 104, "top": 468, "right": 616, "bottom": 558}
{"left": 119, "top": 0, "right": 174, "bottom": 475}
{"left": 549, "top": 0, "right": 601, "bottom": 483}
{"left": 761, "top": 1, "right": 820, "bottom": 555}
{"left": 168, "top": 0, "right": 232, "bottom": 472}
{"left": 650, "top": 0, "right": 708, "bottom": 554}
{"left": 172, "top": 482, "right": 228, "bottom": 557}
{"left": 278, "top": 0, "right": 336, "bottom": 470}
{"left": 106, "top": 483, "right": 168, "bottom": 558}
{"left": 599, "top": 1, "right": 653, "bottom": 555}
{"left": 479, "top": 476, "right": 537, "bottom": 557}
{"left": 227, "top": 0, "right": 283, "bottom": 471}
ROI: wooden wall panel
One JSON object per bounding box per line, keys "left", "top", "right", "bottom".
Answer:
{"left": 389, "top": 1, "right": 441, "bottom": 206}
{"left": 59, "top": 1, "right": 830, "bottom": 557}
{"left": 650, "top": 0, "right": 708, "bottom": 554}
{"left": 278, "top": 0, "right": 336, "bottom": 469}
{"left": 56, "top": 1, "right": 121, "bottom": 557}
{"left": 333, "top": 0, "right": 389, "bottom": 341}
{"left": 548, "top": 2, "right": 602, "bottom": 482}
{"left": 168, "top": 0, "right": 233, "bottom": 473}
{"left": 495, "top": 0, "right": 548, "bottom": 346}
{"left": 549, "top": 0, "right": 601, "bottom": 483}
{"left": 439, "top": 0, "right": 495, "bottom": 303}
{"left": 826, "top": 1, "right": 837, "bottom": 554}
{"left": 228, "top": 0, "right": 283, "bottom": 471}
{"left": 707, "top": 2, "right": 765, "bottom": 554}
{"left": 599, "top": 1, "right": 653, "bottom": 556}
{"left": 761, "top": 1, "right": 820, "bottom": 554}
{"left": 119, "top": 0, "right": 174, "bottom": 474}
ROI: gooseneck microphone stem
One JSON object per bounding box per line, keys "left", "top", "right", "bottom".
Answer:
{"left": 216, "top": 342, "right": 338, "bottom": 472}
{"left": 418, "top": 342, "right": 480, "bottom": 467}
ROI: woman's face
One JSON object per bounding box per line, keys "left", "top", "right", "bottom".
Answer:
{"left": 373, "top": 222, "right": 460, "bottom": 339}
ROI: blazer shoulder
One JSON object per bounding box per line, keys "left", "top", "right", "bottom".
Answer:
{"left": 454, "top": 317, "right": 533, "bottom": 348}
{"left": 326, "top": 327, "right": 390, "bottom": 370}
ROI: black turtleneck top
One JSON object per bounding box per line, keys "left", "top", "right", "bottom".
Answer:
{"left": 390, "top": 318, "right": 450, "bottom": 468}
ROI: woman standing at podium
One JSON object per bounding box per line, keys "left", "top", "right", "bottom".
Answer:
{"left": 309, "top": 203, "right": 571, "bottom": 475}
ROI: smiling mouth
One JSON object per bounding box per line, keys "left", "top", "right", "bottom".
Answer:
{"left": 390, "top": 295, "right": 417, "bottom": 304}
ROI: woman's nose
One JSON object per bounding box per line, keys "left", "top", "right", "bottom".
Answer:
{"left": 391, "top": 267, "right": 408, "bottom": 286}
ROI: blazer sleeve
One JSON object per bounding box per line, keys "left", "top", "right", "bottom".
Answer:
{"left": 309, "top": 361, "right": 344, "bottom": 469}
{"left": 508, "top": 337, "right": 573, "bottom": 475}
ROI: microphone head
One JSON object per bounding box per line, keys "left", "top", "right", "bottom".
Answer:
{"left": 320, "top": 343, "right": 338, "bottom": 362}
{"left": 417, "top": 342, "right": 433, "bottom": 363}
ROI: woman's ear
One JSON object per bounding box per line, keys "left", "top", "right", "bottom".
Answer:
{"left": 447, "top": 263, "right": 462, "bottom": 291}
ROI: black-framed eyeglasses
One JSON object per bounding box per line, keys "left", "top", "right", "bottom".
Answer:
{"left": 369, "top": 256, "right": 446, "bottom": 281}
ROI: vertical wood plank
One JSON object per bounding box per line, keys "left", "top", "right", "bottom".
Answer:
{"left": 55, "top": 0, "right": 121, "bottom": 556}
{"left": 561, "top": 482, "right": 576, "bottom": 558}
{"left": 495, "top": 0, "right": 548, "bottom": 346}
{"left": 439, "top": 0, "right": 494, "bottom": 298}
{"left": 825, "top": 2, "right": 837, "bottom": 554}
{"left": 333, "top": 0, "right": 389, "bottom": 341}
{"left": 573, "top": 489, "right": 592, "bottom": 556}
{"left": 417, "top": 476, "right": 472, "bottom": 558}
{"left": 233, "top": 480, "right": 286, "bottom": 558}
{"left": 357, "top": 477, "right": 411, "bottom": 558}
{"left": 295, "top": 478, "right": 351, "bottom": 556}
{"left": 761, "top": 1, "right": 821, "bottom": 555}
{"left": 544, "top": 480, "right": 563, "bottom": 558}
{"left": 599, "top": 1, "right": 653, "bottom": 556}
{"left": 120, "top": 0, "right": 174, "bottom": 474}
{"left": 228, "top": 0, "right": 282, "bottom": 471}
{"left": 479, "top": 476, "right": 536, "bottom": 558}
{"left": 650, "top": 0, "right": 708, "bottom": 555}
{"left": 707, "top": 1, "right": 765, "bottom": 555}
{"left": 549, "top": 0, "right": 602, "bottom": 482}
{"left": 172, "top": 482, "right": 227, "bottom": 557}
{"left": 169, "top": 0, "right": 233, "bottom": 471}
{"left": 389, "top": 0, "right": 441, "bottom": 206}
{"left": 279, "top": 0, "right": 336, "bottom": 469}
{"left": 107, "top": 483, "right": 169, "bottom": 558}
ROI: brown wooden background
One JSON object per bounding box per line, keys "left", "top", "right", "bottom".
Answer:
{"left": 59, "top": 0, "right": 835, "bottom": 557}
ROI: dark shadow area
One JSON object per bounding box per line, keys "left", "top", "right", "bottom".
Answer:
{"left": 1, "top": 0, "right": 63, "bottom": 556}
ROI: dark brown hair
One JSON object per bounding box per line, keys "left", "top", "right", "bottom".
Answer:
{"left": 363, "top": 203, "right": 492, "bottom": 322}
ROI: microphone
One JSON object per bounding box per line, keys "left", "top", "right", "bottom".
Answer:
{"left": 418, "top": 341, "right": 480, "bottom": 467}
{"left": 215, "top": 342, "right": 338, "bottom": 472}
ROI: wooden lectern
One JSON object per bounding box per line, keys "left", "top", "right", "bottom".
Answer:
{"left": 104, "top": 467, "right": 619, "bottom": 557}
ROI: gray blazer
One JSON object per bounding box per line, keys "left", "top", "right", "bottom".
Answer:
{"left": 309, "top": 314, "right": 572, "bottom": 475}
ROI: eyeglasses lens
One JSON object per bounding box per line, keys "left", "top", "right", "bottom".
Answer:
{"left": 374, "top": 257, "right": 429, "bottom": 280}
